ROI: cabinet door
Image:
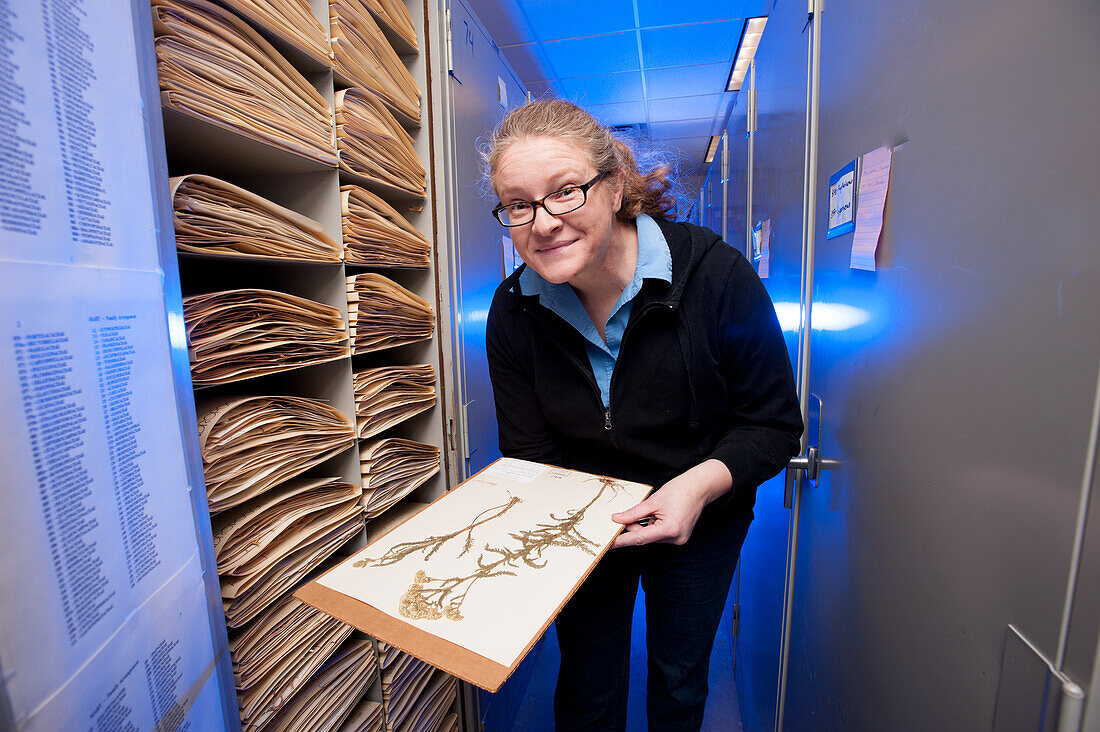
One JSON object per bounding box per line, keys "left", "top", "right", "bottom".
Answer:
{"left": 443, "top": 0, "right": 526, "bottom": 478}
{"left": 746, "top": 0, "right": 1100, "bottom": 729}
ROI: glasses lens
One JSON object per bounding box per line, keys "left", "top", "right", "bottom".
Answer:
{"left": 543, "top": 186, "right": 586, "bottom": 215}
{"left": 499, "top": 203, "right": 534, "bottom": 226}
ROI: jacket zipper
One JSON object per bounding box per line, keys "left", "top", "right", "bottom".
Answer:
{"left": 526, "top": 297, "right": 675, "bottom": 448}
{"left": 602, "top": 300, "right": 673, "bottom": 445}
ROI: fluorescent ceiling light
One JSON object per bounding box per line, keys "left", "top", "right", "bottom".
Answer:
{"left": 727, "top": 16, "right": 768, "bottom": 92}
{"left": 704, "top": 135, "right": 721, "bottom": 164}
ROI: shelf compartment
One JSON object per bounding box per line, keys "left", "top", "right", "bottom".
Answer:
{"left": 184, "top": 287, "right": 351, "bottom": 387}
{"left": 171, "top": 174, "right": 343, "bottom": 262}
{"left": 153, "top": 0, "right": 338, "bottom": 167}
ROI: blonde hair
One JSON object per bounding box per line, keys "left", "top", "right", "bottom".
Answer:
{"left": 483, "top": 99, "right": 676, "bottom": 222}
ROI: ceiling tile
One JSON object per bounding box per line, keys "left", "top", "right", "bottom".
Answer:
{"left": 640, "top": 21, "right": 741, "bottom": 69}
{"left": 560, "top": 72, "right": 645, "bottom": 106}
{"left": 540, "top": 32, "right": 641, "bottom": 78}
{"left": 585, "top": 100, "right": 647, "bottom": 127}
{"left": 648, "top": 118, "right": 716, "bottom": 140}
{"left": 647, "top": 94, "right": 724, "bottom": 122}
{"left": 636, "top": 0, "right": 769, "bottom": 27}
{"left": 645, "top": 63, "right": 731, "bottom": 100}
{"left": 518, "top": 0, "right": 636, "bottom": 41}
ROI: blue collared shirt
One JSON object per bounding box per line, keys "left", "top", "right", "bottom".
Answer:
{"left": 519, "top": 213, "right": 673, "bottom": 409}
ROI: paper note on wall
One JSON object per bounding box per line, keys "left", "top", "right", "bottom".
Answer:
{"left": 850, "top": 146, "right": 893, "bottom": 271}
{"left": 827, "top": 159, "right": 857, "bottom": 239}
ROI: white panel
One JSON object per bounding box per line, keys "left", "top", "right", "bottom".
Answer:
{"left": 0, "top": 265, "right": 208, "bottom": 722}
{"left": 0, "top": 0, "right": 161, "bottom": 272}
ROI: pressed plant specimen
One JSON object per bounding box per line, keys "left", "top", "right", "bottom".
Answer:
{"left": 357, "top": 476, "right": 625, "bottom": 621}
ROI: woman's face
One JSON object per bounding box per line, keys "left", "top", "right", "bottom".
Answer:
{"left": 493, "top": 136, "right": 623, "bottom": 286}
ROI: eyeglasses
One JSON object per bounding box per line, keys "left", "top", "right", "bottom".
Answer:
{"left": 491, "top": 172, "right": 607, "bottom": 227}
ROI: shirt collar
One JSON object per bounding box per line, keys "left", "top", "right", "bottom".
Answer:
{"left": 517, "top": 213, "right": 672, "bottom": 300}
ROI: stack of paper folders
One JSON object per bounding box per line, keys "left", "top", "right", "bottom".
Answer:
{"left": 219, "top": 0, "right": 332, "bottom": 64}
{"left": 350, "top": 0, "right": 417, "bottom": 52}
{"left": 230, "top": 594, "right": 355, "bottom": 731}
{"left": 377, "top": 642, "right": 401, "bottom": 672}
{"left": 216, "top": 477, "right": 364, "bottom": 627}
{"left": 330, "top": 0, "right": 420, "bottom": 123}
{"left": 346, "top": 274, "right": 434, "bottom": 355}
{"left": 152, "top": 0, "right": 337, "bottom": 164}
{"left": 197, "top": 396, "right": 356, "bottom": 513}
{"left": 336, "top": 89, "right": 426, "bottom": 196}
{"left": 395, "top": 670, "right": 457, "bottom": 732}
{"left": 380, "top": 652, "right": 457, "bottom": 732}
{"left": 341, "top": 185, "right": 430, "bottom": 267}
{"left": 339, "top": 698, "right": 385, "bottom": 732}
{"left": 258, "top": 638, "right": 378, "bottom": 732}
{"left": 360, "top": 438, "right": 441, "bottom": 518}
{"left": 214, "top": 475, "right": 362, "bottom": 623}
{"left": 171, "top": 175, "right": 342, "bottom": 262}
{"left": 353, "top": 365, "right": 436, "bottom": 439}
{"left": 184, "top": 289, "right": 350, "bottom": 386}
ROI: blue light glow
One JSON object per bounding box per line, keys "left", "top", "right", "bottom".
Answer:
{"left": 772, "top": 301, "right": 872, "bottom": 332}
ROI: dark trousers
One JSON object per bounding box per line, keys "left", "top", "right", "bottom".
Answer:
{"left": 553, "top": 511, "right": 752, "bottom": 731}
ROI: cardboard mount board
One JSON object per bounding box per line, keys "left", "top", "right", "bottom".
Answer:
{"left": 295, "top": 458, "right": 652, "bottom": 691}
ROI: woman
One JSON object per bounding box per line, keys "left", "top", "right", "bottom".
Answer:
{"left": 483, "top": 99, "right": 802, "bottom": 731}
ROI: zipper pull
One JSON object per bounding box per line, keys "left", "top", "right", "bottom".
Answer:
{"left": 604, "top": 410, "right": 612, "bottom": 431}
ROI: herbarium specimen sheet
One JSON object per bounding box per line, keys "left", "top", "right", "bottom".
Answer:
{"left": 315, "top": 458, "right": 651, "bottom": 667}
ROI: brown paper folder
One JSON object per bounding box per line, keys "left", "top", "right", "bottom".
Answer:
{"left": 222, "top": 512, "right": 363, "bottom": 627}
{"left": 346, "top": 273, "right": 434, "bottom": 355}
{"left": 197, "top": 397, "right": 356, "bottom": 512}
{"left": 338, "top": 698, "right": 384, "bottom": 732}
{"left": 260, "top": 637, "right": 377, "bottom": 732}
{"left": 397, "top": 669, "right": 457, "bottom": 732}
{"left": 353, "top": 364, "right": 436, "bottom": 439}
{"left": 231, "top": 594, "right": 355, "bottom": 731}
{"left": 330, "top": 0, "right": 420, "bottom": 123}
{"left": 347, "top": 0, "right": 417, "bottom": 52}
{"left": 341, "top": 185, "right": 430, "bottom": 268}
{"left": 218, "top": 0, "right": 332, "bottom": 65}
{"left": 184, "top": 289, "right": 349, "bottom": 386}
{"left": 335, "top": 88, "right": 425, "bottom": 196}
{"left": 359, "top": 438, "right": 440, "bottom": 518}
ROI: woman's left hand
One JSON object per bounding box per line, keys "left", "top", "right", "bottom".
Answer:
{"left": 611, "top": 459, "right": 733, "bottom": 548}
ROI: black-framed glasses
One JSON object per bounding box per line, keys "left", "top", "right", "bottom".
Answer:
{"left": 491, "top": 172, "right": 607, "bottom": 227}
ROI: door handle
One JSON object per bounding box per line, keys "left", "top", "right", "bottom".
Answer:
{"left": 783, "top": 393, "right": 840, "bottom": 508}
{"left": 784, "top": 446, "right": 841, "bottom": 509}
{"left": 787, "top": 446, "right": 841, "bottom": 481}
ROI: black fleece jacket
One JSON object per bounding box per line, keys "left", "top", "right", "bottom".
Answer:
{"left": 485, "top": 218, "right": 802, "bottom": 528}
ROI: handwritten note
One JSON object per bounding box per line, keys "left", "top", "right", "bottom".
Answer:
{"left": 827, "top": 159, "right": 857, "bottom": 238}
{"left": 850, "top": 146, "right": 893, "bottom": 271}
